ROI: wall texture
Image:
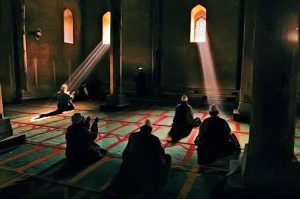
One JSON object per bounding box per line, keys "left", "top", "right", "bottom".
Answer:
{"left": 4, "top": 0, "right": 285, "bottom": 103}
{"left": 122, "top": 0, "right": 152, "bottom": 90}
{"left": 81, "top": 0, "right": 110, "bottom": 98}
{"left": 160, "top": 0, "right": 241, "bottom": 93}
{"left": 24, "top": 0, "right": 82, "bottom": 98}
{"left": 82, "top": 0, "right": 242, "bottom": 96}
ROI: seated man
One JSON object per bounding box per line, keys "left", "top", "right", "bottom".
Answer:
{"left": 194, "top": 104, "right": 239, "bottom": 164}
{"left": 75, "top": 82, "right": 90, "bottom": 101}
{"left": 106, "top": 120, "right": 171, "bottom": 196}
{"left": 168, "top": 95, "right": 201, "bottom": 143}
{"left": 66, "top": 113, "right": 107, "bottom": 168}
{"left": 134, "top": 67, "right": 147, "bottom": 96}
{"left": 57, "top": 84, "right": 75, "bottom": 112}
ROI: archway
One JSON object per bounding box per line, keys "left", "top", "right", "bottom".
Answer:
{"left": 64, "top": 9, "right": 74, "bottom": 44}
{"left": 102, "top": 12, "right": 111, "bottom": 44}
{"left": 190, "top": 5, "right": 206, "bottom": 43}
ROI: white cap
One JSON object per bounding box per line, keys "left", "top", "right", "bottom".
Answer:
{"left": 209, "top": 104, "right": 219, "bottom": 113}
{"left": 181, "top": 95, "right": 188, "bottom": 102}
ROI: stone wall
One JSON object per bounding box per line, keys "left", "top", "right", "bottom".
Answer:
{"left": 24, "top": 0, "right": 82, "bottom": 97}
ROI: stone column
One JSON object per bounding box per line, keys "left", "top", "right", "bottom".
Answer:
{"left": 151, "top": 0, "right": 161, "bottom": 96}
{"left": 233, "top": 0, "right": 256, "bottom": 122}
{"left": 243, "top": 0, "right": 299, "bottom": 191}
{"left": 106, "top": 0, "right": 127, "bottom": 107}
{"left": 0, "top": 83, "right": 26, "bottom": 147}
{"left": 12, "top": 0, "right": 26, "bottom": 98}
{"left": 0, "top": 84, "right": 3, "bottom": 118}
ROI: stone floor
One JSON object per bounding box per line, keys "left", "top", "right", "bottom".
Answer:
{"left": 0, "top": 99, "right": 299, "bottom": 198}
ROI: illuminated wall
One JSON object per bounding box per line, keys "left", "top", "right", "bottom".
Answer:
{"left": 82, "top": 0, "right": 242, "bottom": 96}
{"left": 160, "top": 0, "right": 241, "bottom": 92}
{"left": 81, "top": 0, "right": 110, "bottom": 99}
{"left": 6, "top": 0, "right": 299, "bottom": 102}
{"left": 23, "top": 0, "right": 82, "bottom": 98}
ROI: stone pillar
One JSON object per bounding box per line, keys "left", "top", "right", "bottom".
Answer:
{"left": 0, "top": 84, "right": 3, "bottom": 118}
{"left": 242, "top": 0, "right": 299, "bottom": 192}
{"left": 150, "top": 0, "right": 161, "bottom": 96}
{"left": 0, "top": 83, "right": 26, "bottom": 147}
{"left": 233, "top": 0, "right": 256, "bottom": 122}
{"left": 12, "top": 0, "right": 26, "bottom": 99}
{"left": 0, "top": 84, "right": 13, "bottom": 140}
{"left": 106, "top": 0, "right": 127, "bottom": 107}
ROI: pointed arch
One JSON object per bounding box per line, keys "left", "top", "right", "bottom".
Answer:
{"left": 190, "top": 5, "right": 206, "bottom": 43}
{"left": 102, "top": 12, "right": 111, "bottom": 44}
{"left": 64, "top": 9, "right": 74, "bottom": 44}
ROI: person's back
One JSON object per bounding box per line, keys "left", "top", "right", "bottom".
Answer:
{"left": 66, "top": 124, "right": 94, "bottom": 161}
{"left": 57, "top": 84, "right": 75, "bottom": 111}
{"left": 173, "top": 101, "right": 194, "bottom": 126}
{"left": 195, "top": 104, "right": 234, "bottom": 164}
{"left": 169, "top": 95, "right": 201, "bottom": 143}
{"left": 122, "top": 129, "right": 164, "bottom": 173}
{"left": 107, "top": 120, "right": 171, "bottom": 196}
{"left": 200, "top": 116, "right": 230, "bottom": 147}
{"left": 66, "top": 113, "right": 106, "bottom": 168}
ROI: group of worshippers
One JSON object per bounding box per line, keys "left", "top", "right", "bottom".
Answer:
{"left": 169, "top": 95, "right": 240, "bottom": 164}
{"left": 60, "top": 89, "right": 239, "bottom": 196}
{"left": 65, "top": 114, "right": 170, "bottom": 196}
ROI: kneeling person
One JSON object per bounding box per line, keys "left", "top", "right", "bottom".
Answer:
{"left": 66, "top": 113, "right": 107, "bottom": 168}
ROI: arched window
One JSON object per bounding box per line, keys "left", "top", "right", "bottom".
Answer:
{"left": 102, "top": 12, "right": 111, "bottom": 44}
{"left": 190, "top": 5, "right": 206, "bottom": 43}
{"left": 64, "top": 9, "right": 74, "bottom": 44}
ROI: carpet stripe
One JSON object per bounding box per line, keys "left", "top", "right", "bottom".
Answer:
{"left": 176, "top": 165, "right": 199, "bottom": 199}
{"left": 67, "top": 156, "right": 113, "bottom": 184}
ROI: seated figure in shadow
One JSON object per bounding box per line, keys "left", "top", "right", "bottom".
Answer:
{"left": 75, "top": 82, "right": 90, "bottom": 101}
{"left": 194, "top": 104, "right": 240, "bottom": 165}
{"left": 168, "top": 95, "right": 201, "bottom": 143}
{"left": 104, "top": 120, "right": 171, "bottom": 197}
{"left": 66, "top": 113, "right": 107, "bottom": 169}
{"left": 134, "top": 67, "right": 147, "bottom": 97}
{"left": 38, "top": 84, "right": 75, "bottom": 118}
{"left": 57, "top": 84, "right": 75, "bottom": 112}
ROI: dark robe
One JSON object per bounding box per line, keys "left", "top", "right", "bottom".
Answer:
{"left": 76, "top": 83, "right": 89, "bottom": 101}
{"left": 194, "top": 115, "right": 235, "bottom": 164}
{"left": 108, "top": 125, "right": 171, "bottom": 195}
{"left": 134, "top": 71, "right": 147, "bottom": 96}
{"left": 168, "top": 101, "right": 201, "bottom": 142}
{"left": 65, "top": 121, "right": 106, "bottom": 168}
{"left": 57, "top": 91, "right": 74, "bottom": 111}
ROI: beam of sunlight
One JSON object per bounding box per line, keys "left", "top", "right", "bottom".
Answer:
{"left": 30, "top": 115, "right": 49, "bottom": 122}
{"left": 66, "top": 42, "right": 110, "bottom": 91}
{"left": 197, "top": 33, "right": 221, "bottom": 106}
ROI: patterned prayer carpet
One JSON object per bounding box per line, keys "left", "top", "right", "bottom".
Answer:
{"left": 0, "top": 100, "right": 299, "bottom": 198}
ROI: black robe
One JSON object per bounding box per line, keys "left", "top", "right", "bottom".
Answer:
{"left": 194, "top": 116, "right": 234, "bottom": 164}
{"left": 168, "top": 101, "right": 201, "bottom": 142}
{"left": 65, "top": 121, "right": 106, "bottom": 168}
{"left": 57, "top": 91, "right": 74, "bottom": 111}
{"left": 108, "top": 125, "right": 171, "bottom": 195}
